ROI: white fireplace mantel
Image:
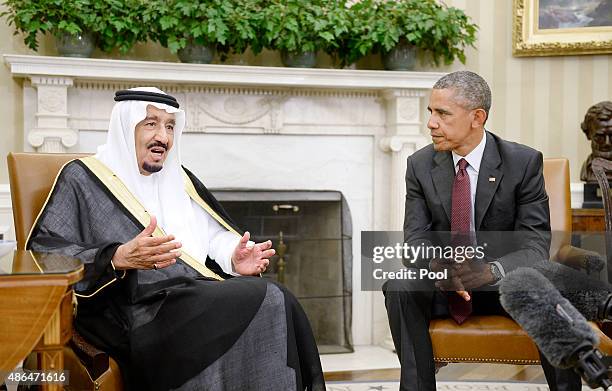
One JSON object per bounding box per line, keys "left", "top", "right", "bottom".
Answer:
{"left": 5, "top": 54, "right": 445, "bottom": 347}
{"left": 5, "top": 54, "right": 444, "bottom": 90}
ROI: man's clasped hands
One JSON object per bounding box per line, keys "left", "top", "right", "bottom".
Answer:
{"left": 430, "top": 256, "right": 497, "bottom": 302}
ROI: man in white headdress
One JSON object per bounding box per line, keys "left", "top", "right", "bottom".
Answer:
{"left": 27, "top": 87, "right": 325, "bottom": 391}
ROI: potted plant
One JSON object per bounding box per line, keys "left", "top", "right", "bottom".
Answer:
{"left": 1, "top": 0, "right": 97, "bottom": 57}
{"left": 1, "top": 0, "right": 149, "bottom": 57}
{"left": 344, "top": 0, "right": 478, "bottom": 70}
{"left": 147, "top": 0, "right": 264, "bottom": 64}
{"left": 334, "top": 0, "right": 377, "bottom": 68}
{"left": 319, "top": 0, "right": 352, "bottom": 68}
{"left": 146, "top": 0, "right": 221, "bottom": 63}
{"left": 91, "top": 0, "right": 149, "bottom": 54}
{"left": 216, "top": 0, "right": 266, "bottom": 64}
{"left": 262, "top": 0, "right": 347, "bottom": 68}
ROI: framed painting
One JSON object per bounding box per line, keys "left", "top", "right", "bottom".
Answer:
{"left": 513, "top": 0, "right": 612, "bottom": 56}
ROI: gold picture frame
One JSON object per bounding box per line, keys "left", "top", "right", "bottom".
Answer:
{"left": 513, "top": 0, "right": 612, "bottom": 57}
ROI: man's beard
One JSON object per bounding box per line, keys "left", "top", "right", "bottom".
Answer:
{"left": 142, "top": 141, "right": 168, "bottom": 173}
{"left": 142, "top": 162, "right": 163, "bottom": 173}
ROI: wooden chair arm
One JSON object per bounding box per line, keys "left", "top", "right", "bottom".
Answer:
{"left": 555, "top": 244, "right": 605, "bottom": 273}
{"left": 70, "top": 330, "right": 110, "bottom": 380}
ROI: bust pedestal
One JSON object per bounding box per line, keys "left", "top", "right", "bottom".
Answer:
{"left": 583, "top": 182, "right": 606, "bottom": 208}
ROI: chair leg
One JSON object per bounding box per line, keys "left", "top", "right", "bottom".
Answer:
{"left": 435, "top": 362, "right": 448, "bottom": 374}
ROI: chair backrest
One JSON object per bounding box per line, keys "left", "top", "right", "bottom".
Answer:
{"left": 8, "top": 153, "right": 88, "bottom": 249}
{"left": 543, "top": 158, "right": 571, "bottom": 260}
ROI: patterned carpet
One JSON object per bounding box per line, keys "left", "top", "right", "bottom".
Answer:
{"left": 326, "top": 381, "right": 592, "bottom": 391}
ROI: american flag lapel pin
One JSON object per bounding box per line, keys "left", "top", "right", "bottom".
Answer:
{"left": 489, "top": 177, "right": 496, "bottom": 182}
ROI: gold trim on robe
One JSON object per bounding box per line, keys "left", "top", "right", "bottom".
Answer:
{"left": 24, "top": 158, "right": 127, "bottom": 297}
{"left": 182, "top": 171, "right": 240, "bottom": 236}
{"left": 79, "top": 156, "right": 225, "bottom": 282}
{"left": 25, "top": 158, "right": 78, "bottom": 250}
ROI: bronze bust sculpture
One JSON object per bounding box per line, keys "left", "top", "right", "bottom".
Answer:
{"left": 580, "top": 101, "right": 612, "bottom": 182}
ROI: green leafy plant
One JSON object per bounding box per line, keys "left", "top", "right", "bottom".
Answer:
{"left": 319, "top": 0, "right": 351, "bottom": 62}
{"left": 218, "top": 0, "right": 266, "bottom": 58}
{"left": 0, "top": 0, "right": 148, "bottom": 53}
{"left": 1, "top": 0, "right": 97, "bottom": 51}
{"left": 146, "top": 0, "right": 230, "bottom": 54}
{"left": 341, "top": 0, "right": 478, "bottom": 66}
{"left": 2, "top": 0, "right": 477, "bottom": 67}
{"left": 262, "top": 0, "right": 350, "bottom": 56}
{"left": 147, "top": 0, "right": 264, "bottom": 59}
{"left": 335, "top": 0, "right": 376, "bottom": 66}
{"left": 91, "top": 0, "right": 149, "bottom": 53}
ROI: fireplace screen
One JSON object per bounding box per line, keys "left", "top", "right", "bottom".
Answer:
{"left": 212, "top": 190, "right": 353, "bottom": 354}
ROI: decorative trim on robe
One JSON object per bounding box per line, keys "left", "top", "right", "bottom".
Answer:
{"left": 25, "top": 157, "right": 128, "bottom": 298}
{"left": 78, "top": 156, "right": 226, "bottom": 282}
{"left": 182, "top": 171, "right": 240, "bottom": 236}
{"left": 25, "top": 158, "right": 78, "bottom": 250}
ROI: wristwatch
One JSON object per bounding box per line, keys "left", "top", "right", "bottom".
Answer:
{"left": 489, "top": 263, "right": 503, "bottom": 283}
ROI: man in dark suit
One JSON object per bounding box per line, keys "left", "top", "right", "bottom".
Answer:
{"left": 383, "top": 71, "right": 581, "bottom": 391}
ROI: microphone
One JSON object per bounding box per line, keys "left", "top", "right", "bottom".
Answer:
{"left": 500, "top": 268, "right": 612, "bottom": 390}
{"left": 532, "top": 260, "right": 612, "bottom": 321}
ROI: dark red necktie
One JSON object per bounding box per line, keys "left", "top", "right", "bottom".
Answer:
{"left": 448, "top": 158, "right": 473, "bottom": 324}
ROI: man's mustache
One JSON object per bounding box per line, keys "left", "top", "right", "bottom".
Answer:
{"left": 147, "top": 141, "right": 168, "bottom": 151}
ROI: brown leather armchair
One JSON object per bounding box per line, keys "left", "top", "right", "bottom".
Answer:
{"left": 8, "top": 152, "right": 123, "bottom": 391}
{"left": 430, "top": 158, "right": 612, "bottom": 364}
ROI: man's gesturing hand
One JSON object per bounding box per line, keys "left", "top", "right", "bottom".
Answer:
{"left": 112, "top": 215, "right": 182, "bottom": 270}
{"left": 232, "top": 231, "right": 275, "bottom": 276}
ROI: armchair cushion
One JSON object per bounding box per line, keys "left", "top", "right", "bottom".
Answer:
{"left": 431, "top": 316, "right": 612, "bottom": 364}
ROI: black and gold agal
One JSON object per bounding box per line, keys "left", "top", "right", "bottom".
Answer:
{"left": 114, "top": 89, "right": 180, "bottom": 108}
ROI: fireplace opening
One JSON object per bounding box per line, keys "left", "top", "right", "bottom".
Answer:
{"left": 212, "top": 190, "right": 353, "bottom": 354}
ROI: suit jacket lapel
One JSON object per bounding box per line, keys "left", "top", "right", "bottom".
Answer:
{"left": 475, "top": 132, "right": 503, "bottom": 230}
{"left": 431, "top": 151, "right": 454, "bottom": 224}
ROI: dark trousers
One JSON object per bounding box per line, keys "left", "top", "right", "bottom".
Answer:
{"left": 382, "top": 278, "right": 582, "bottom": 391}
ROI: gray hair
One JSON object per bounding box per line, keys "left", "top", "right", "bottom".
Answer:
{"left": 433, "top": 71, "right": 492, "bottom": 120}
